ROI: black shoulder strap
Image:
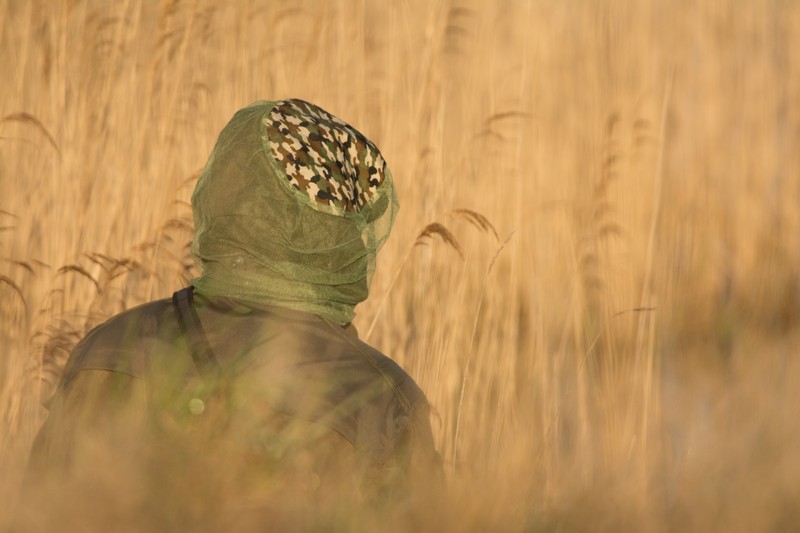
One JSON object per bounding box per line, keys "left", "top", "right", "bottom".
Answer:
{"left": 172, "top": 286, "right": 221, "bottom": 379}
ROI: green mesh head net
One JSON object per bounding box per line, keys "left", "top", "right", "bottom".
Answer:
{"left": 190, "top": 99, "right": 398, "bottom": 324}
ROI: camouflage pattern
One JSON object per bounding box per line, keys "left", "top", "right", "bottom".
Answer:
{"left": 263, "top": 99, "right": 387, "bottom": 214}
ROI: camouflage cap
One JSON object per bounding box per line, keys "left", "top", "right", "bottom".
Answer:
{"left": 264, "top": 99, "right": 388, "bottom": 215}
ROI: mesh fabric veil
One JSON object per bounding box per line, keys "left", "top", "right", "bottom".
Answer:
{"left": 191, "top": 100, "right": 398, "bottom": 324}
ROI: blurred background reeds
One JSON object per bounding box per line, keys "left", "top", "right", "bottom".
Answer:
{"left": 2, "top": 0, "right": 800, "bottom": 530}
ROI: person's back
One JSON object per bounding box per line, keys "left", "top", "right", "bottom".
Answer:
{"left": 16, "top": 99, "right": 442, "bottom": 531}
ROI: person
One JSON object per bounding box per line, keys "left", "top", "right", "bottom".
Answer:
{"left": 16, "top": 99, "right": 442, "bottom": 531}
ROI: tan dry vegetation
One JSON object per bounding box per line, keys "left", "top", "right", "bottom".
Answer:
{"left": 2, "top": 0, "right": 800, "bottom": 530}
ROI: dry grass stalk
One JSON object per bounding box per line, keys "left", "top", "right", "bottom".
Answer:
{"left": 0, "top": 112, "right": 60, "bottom": 156}
{"left": 365, "top": 216, "right": 488, "bottom": 340}
{"left": 57, "top": 264, "right": 102, "bottom": 293}
{"left": 450, "top": 208, "right": 499, "bottom": 241}
{"left": 0, "top": 275, "right": 25, "bottom": 308}
{"left": 414, "top": 222, "right": 464, "bottom": 260}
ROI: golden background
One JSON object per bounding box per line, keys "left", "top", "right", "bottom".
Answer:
{"left": 2, "top": 0, "right": 799, "bottom": 529}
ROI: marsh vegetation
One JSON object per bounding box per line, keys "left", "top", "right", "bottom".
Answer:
{"left": 2, "top": 0, "right": 799, "bottom": 530}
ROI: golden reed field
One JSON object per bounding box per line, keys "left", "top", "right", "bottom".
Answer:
{"left": 2, "top": 0, "right": 800, "bottom": 530}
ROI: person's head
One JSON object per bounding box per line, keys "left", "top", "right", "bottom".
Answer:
{"left": 191, "top": 99, "right": 398, "bottom": 324}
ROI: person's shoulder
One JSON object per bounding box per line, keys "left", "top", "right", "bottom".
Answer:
{"left": 361, "top": 339, "right": 427, "bottom": 407}
{"left": 60, "top": 297, "right": 177, "bottom": 385}
{"left": 94, "top": 297, "right": 174, "bottom": 335}
{"left": 312, "top": 324, "right": 439, "bottom": 466}
{"left": 316, "top": 320, "right": 430, "bottom": 412}
{"left": 82, "top": 297, "right": 176, "bottom": 348}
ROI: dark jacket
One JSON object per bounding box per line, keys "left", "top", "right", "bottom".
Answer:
{"left": 21, "top": 289, "right": 441, "bottom": 530}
